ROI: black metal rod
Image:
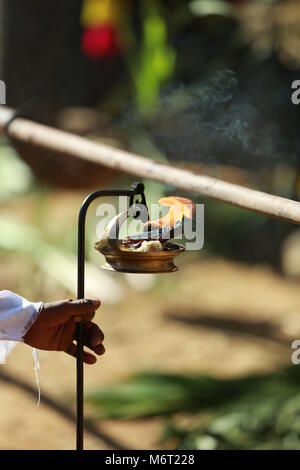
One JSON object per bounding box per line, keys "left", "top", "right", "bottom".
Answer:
{"left": 76, "top": 184, "right": 144, "bottom": 450}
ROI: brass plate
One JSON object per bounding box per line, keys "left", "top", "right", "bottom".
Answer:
{"left": 97, "top": 242, "right": 185, "bottom": 274}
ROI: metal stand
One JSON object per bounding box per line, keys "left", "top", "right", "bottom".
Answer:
{"left": 76, "top": 182, "right": 145, "bottom": 450}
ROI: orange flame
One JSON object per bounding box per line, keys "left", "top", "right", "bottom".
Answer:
{"left": 145, "top": 196, "right": 195, "bottom": 229}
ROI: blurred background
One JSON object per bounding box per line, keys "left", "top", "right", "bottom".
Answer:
{"left": 1, "top": 0, "right": 300, "bottom": 450}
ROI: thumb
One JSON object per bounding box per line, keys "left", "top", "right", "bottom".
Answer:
{"left": 41, "top": 299, "right": 101, "bottom": 327}
{"left": 68, "top": 299, "right": 101, "bottom": 315}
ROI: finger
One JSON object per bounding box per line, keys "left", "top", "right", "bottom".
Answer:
{"left": 66, "top": 343, "right": 97, "bottom": 365}
{"left": 89, "top": 343, "right": 105, "bottom": 356}
{"left": 42, "top": 299, "right": 101, "bottom": 327}
{"left": 83, "top": 341, "right": 105, "bottom": 356}
{"left": 66, "top": 299, "right": 101, "bottom": 318}
{"left": 84, "top": 322, "right": 104, "bottom": 347}
{"left": 73, "top": 312, "right": 95, "bottom": 324}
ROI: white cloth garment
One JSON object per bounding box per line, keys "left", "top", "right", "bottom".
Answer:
{"left": 0, "top": 290, "right": 43, "bottom": 363}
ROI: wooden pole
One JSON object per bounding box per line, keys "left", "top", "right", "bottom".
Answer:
{"left": 1, "top": 107, "right": 300, "bottom": 225}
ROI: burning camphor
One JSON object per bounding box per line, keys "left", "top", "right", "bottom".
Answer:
{"left": 95, "top": 196, "right": 195, "bottom": 273}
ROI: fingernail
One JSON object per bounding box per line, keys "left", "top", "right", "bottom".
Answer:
{"left": 89, "top": 299, "right": 100, "bottom": 306}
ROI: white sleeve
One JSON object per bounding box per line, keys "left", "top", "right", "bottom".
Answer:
{"left": 0, "top": 290, "right": 43, "bottom": 363}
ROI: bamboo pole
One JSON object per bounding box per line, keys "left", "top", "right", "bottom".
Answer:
{"left": 1, "top": 107, "right": 300, "bottom": 225}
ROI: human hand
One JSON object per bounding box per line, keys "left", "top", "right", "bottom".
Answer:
{"left": 23, "top": 299, "right": 104, "bottom": 364}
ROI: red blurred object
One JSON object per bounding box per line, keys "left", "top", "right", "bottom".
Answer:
{"left": 81, "top": 24, "right": 122, "bottom": 59}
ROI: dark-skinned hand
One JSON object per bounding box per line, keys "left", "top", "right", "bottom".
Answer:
{"left": 23, "top": 299, "right": 104, "bottom": 364}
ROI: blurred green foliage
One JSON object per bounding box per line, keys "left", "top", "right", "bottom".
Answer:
{"left": 88, "top": 367, "right": 300, "bottom": 449}
{"left": 132, "top": 10, "right": 176, "bottom": 115}
{"left": 0, "top": 139, "right": 33, "bottom": 200}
